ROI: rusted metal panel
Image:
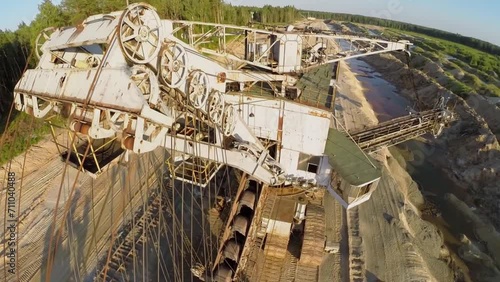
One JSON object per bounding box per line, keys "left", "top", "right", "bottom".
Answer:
{"left": 238, "top": 190, "right": 256, "bottom": 211}
{"left": 232, "top": 215, "right": 249, "bottom": 236}
{"left": 307, "top": 110, "right": 329, "bottom": 118}
{"left": 45, "top": 15, "right": 120, "bottom": 50}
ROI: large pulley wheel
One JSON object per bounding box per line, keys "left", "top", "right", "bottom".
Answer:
{"left": 222, "top": 104, "right": 236, "bottom": 136}
{"left": 118, "top": 3, "right": 162, "bottom": 64}
{"left": 187, "top": 70, "right": 210, "bottom": 109}
{"left": 35, "top": 27, "right": 56, "bottom": 59}
{"left": 130, "top": 66, "right": 160, "bottom": 103}
{"left": 159, "top": 42, "right": 188, "bottom": 89}
{"left": 207, "top": 90, "right": 225, "bottom": 124}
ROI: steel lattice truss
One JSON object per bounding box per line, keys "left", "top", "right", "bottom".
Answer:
{"left": 170, "top": 20, "right": 411, "bottom": 73}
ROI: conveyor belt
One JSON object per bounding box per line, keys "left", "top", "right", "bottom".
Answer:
{"left": 348, "top": 109, "right": 445, "bottom": 152}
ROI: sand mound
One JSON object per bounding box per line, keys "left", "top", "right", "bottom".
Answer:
{"left": 294, "top": 20, "right": 330, "bottom": 32}
{"left": 423, "top": 61, "right": 445, "bottom": 79}
{"left": 466, "top": 95, "right": 500, "bottom": 136}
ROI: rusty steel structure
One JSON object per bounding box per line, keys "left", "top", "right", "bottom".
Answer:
{"left": 8, "top": 3, "right": 455, "bottom": 282}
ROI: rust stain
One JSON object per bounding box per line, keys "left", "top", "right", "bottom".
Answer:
{"left": 308, "top": 110, "right": 329, "bottom": 118}
{"left": 276, "top": 112, "right": 284, "bottom": 158}
{"left": 216, "top": 72, "right": 226, "bottom": 83}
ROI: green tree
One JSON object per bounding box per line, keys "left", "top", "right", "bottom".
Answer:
{"left": 33, "top": 0, "right": 68, "bottom": 30}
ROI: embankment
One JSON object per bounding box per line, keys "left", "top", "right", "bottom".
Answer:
{"left": 361, "top": 53, "right": 500, "bottom": 281}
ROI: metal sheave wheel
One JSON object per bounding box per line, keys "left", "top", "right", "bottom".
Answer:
{"left": 187, "top": 70, "right": 210, "bottom": 109}
{"left": 159, "top": 42, "right": 188, "bottom": 89}
{"left": 35, "top": 27, "right": 56, "bottom": 59}
{"left": 118, "top": 3, "right": 162, "bottom": 65}
{"left": 222, "top": 104, "right": 236, "bottom": 136}
{"left": 207, "top": 90, "right": 225, "bottom": 124}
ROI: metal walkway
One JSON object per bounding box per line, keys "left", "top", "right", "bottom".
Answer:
{"left": 348, "top": 109, "right": 448, "bottom": 153}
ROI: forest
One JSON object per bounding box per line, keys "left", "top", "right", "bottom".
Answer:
{"left": 302, "top": 11, "right": 500, "bottom": 56}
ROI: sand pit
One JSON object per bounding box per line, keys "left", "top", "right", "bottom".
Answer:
{"left": 335, "top": 59, "right": 460, "bottom": 282}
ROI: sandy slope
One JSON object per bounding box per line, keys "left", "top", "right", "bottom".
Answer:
{"left": 361, "top": 53, "right": 500, "bottom": 281}
{"left": 0, "top": 128, "right": 163, "bottom": 281}
{"left": 336, "top": 60, "right": 456, "bottom": 282}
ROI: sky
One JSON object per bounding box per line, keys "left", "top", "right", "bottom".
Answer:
{"left": 1, "top": 0, "right": 61, "bottom": 30}
{"left": 1, "top": 0, "right": 498, "bottom": 46}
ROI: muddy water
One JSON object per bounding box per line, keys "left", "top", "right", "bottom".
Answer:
{"left": 348, "top": 57, "right": 467, "bottom": 205}
{"left": 347, "top": 58, "right": 475, "bottom": 275}
{"left": 347, "top": 59, "right": 411, "bottom": 121}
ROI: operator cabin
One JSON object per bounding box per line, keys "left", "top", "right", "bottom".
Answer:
{"left": 223, "top": 63, "right": 381, "bottom": 209}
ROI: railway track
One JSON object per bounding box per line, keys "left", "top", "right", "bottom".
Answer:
{"left": 346, "top": 207, "right": 365, "bottom": 282}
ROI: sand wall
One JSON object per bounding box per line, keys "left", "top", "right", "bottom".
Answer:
{"left": 337, "top": 60, "right": 457, "bottom": 281}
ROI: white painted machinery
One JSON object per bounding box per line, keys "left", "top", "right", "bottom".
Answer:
{"left": 14, "top": 3, "right": 414, "bottom": 193}
{"left": 10, "top": 4, "right": 457, "bottom": 282}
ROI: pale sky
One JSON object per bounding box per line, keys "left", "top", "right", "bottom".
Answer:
{"left": 1, "top": 0, "right": 499, "bottom": 46}
{"left": 1, "top": 0, "right": 62, "bottom": 30}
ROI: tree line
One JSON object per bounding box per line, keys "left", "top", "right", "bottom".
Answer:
{"left": 302, "top": 10, "right": 500, "bottom": 56}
